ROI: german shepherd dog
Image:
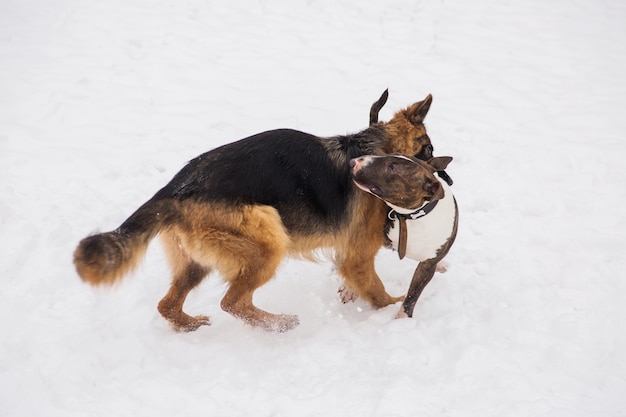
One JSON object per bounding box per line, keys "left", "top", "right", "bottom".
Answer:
{"left": 74, "top": 91, "right": 438, "bottom": 332}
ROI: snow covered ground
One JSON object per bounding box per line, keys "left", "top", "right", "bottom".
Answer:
{"left": 1, "top": 1, "right": 625, "bottom": 416}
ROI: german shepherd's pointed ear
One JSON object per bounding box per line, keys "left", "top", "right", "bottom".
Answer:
{"left": 369, "top": 89, "right": 389, "bottom": 125}
{"left": 405, "top": 94, "right": 433, "bottom": 125}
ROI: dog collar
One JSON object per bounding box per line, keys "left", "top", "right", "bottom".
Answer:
{"left": 388, "top": 200, "right": 439, "bottom": 260}
{"left": 388, "top": 200, "right": 439, "bottom": 221}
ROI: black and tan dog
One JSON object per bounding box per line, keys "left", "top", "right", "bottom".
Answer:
{"left": 74, "top": 92, "right": 439, "bottom": 332}
{"left": 351, "top": 154, "right": 458, "bottom": 318}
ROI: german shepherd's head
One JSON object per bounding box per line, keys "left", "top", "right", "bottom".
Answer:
{"left": 370, "top": 89, "right": 452, "bottom": 186}
{"left": 369, "top": 89, "right": 434, "bottom": 160}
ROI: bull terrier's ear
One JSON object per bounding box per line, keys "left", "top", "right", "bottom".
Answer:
{"left": 427, "top": 156, "right": 453, "bottom": 171}
{"left": 406, "top": 94, "right": 433, "bottom": 125}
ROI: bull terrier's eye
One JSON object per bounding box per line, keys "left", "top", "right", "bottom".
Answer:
{"left": 388, "top": 162, "right": 396, "bottom": 172}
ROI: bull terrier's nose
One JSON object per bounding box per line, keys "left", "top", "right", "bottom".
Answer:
{"left": 350, "top": 157, "right": 362, "bottom": 169}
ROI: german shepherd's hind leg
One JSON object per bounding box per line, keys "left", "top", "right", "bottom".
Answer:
{"left": 157, "top": 231, "right": 211, "bottom": 331}
{"left": 217, "top": 213, "right": 298, "bottom": 332}
{"left": 181, "top": 203, "right": 297, "bottom": 332}
{"left": 220, "top": 268, "right": 300, "bottom": 332}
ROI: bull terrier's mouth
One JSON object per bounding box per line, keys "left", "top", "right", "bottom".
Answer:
{"left": 353, "top": 180, "right": 381, "bottom": 197}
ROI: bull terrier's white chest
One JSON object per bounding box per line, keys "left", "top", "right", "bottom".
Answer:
{"left": 388, "top": 178, "right": 456, "bottom": 261}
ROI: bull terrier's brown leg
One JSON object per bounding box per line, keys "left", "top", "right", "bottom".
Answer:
{"left": 397, "top": 260, "right": 438, "bottom": 318}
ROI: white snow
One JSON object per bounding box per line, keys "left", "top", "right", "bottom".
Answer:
{"left": 1, "top": 1, "right": 625, "bottom": 416}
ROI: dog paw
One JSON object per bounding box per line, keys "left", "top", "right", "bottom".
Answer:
{"left": 338, "top": 285, "right": 359, "bottom": 303}
{"left": 274, "top": 314, "right": 300, "bottom": 332}
{"left": 395, "top": 308, "right": 409, "bottom": 319}
{"left": 436, "top": 261, "right": 449, "bottom": 273}
{"left": 260, "top": 314, "right": 300, "bottom": 332}
{"left": 172, "top": 315, "right": 211, "bottom": 332}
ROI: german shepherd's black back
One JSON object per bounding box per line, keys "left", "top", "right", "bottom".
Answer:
{"left": 147, "top": 128, "right": 385, "bottom": 233}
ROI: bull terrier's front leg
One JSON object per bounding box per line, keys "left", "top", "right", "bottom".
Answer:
{"left": 397, "top": 260, "right": 438, "bottom": 318}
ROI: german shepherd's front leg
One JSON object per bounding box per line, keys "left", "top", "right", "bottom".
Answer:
{"left": 337, "top": 197, "right": 402, "bottom": 308}
{"left": 338, "top": 256, "right": 403, "bottom": 308}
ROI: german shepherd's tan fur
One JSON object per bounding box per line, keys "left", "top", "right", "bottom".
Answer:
{"left": 74, "top": 92, "right": 437, "bottom": 332}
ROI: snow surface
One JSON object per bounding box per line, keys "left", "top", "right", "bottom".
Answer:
{"left": 1, "top": 1, "right": 625, "bottom": 416}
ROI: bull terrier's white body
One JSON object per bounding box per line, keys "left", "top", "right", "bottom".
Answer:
{"left": 388, "top": 173, "right": 456, "bottom": 262}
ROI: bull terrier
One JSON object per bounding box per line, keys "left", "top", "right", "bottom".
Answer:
{"left": 350, "top": 154, "right": 458, "bottom": 318}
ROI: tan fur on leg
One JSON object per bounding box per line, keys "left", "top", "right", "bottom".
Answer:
{"left": 334, "top": 194, "right": 402, "bottom": 308}
{"left": 166, "top": 202, "right": 297, "bottom": 331}
{"left": 157, "top": 231, "right": 211, "bottom": 331}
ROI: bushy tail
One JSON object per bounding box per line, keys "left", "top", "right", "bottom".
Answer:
{"left": 73, "top": 199, "right": 174, "bottom": 286}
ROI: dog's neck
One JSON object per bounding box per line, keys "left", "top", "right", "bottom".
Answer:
{"left": 387, "top": 200, "right": 439, "bottom": 220}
